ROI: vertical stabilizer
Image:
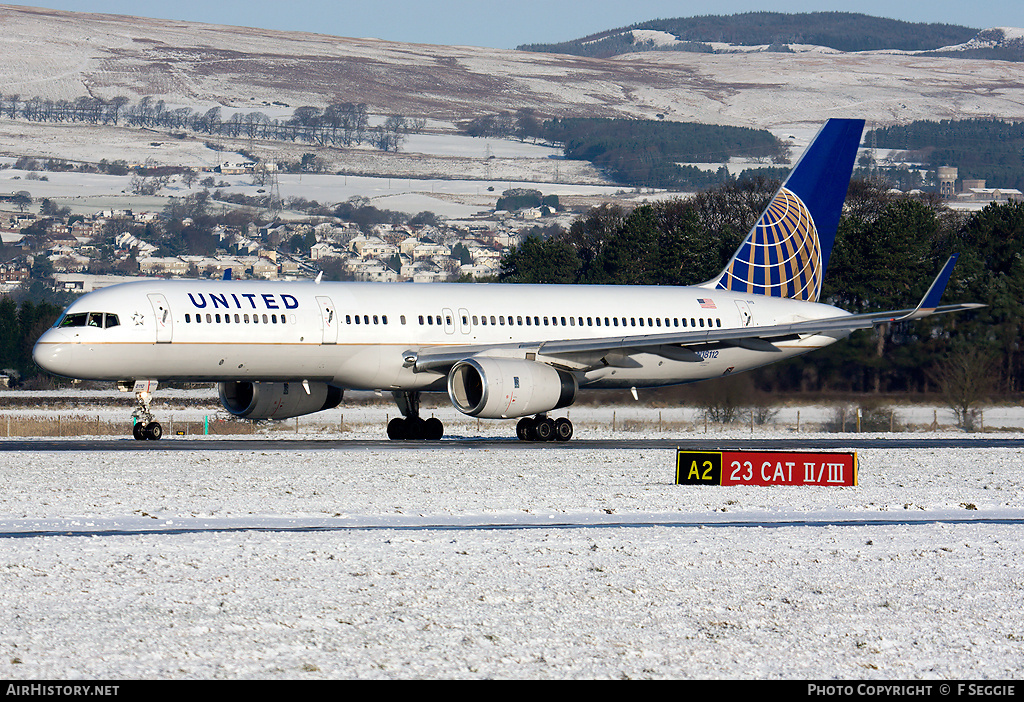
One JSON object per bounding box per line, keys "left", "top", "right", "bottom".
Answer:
{"left": 705, "top": 118, "right": 864, "bottom": 302}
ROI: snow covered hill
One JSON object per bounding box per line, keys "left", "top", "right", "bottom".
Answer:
{"left": 1, "top": 4, "right": 1024, "bottom": 135}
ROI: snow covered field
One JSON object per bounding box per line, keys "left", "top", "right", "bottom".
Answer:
{"left": 1, "top": 404, "right": 1023, "bottom": 678}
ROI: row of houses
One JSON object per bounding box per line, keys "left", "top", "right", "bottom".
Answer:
{"left": 2, "top": 204, "right": 526, "bottom": 292}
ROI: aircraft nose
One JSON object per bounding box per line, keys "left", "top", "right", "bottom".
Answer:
{"left": 33, "top": 328, "right": 76, "bottom": 377}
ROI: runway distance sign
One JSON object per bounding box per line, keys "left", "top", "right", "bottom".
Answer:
{"left": 676, "top": 450, "right": 858, "bottom": 486}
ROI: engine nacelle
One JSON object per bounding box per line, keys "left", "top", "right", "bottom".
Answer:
{"left": 218, "top": 381, "right": 343, "bottom": 420}
{"left": 447, "top": 357, "right": 577, "bottom": 419}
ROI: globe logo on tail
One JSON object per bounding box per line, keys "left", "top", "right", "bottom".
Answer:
{"left": 717, "top": 187, "right": 823, "bottom": 302}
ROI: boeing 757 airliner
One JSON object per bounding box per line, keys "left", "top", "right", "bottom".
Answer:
{"left": 33, "top": 119, "right": 981, "bottom": 441}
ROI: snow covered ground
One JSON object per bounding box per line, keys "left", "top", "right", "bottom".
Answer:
{"left": 0, "top": 125, "right": 627, "bottom": 220}
{"left": 1, "top": 397, "right": 1023, "bottom": 678}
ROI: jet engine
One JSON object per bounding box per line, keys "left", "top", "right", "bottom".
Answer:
{"left": 447, "top": 357, "right": 577, "bottom": 419}
{"left": 218, "top": 381, "right": 343, "bottom": 420}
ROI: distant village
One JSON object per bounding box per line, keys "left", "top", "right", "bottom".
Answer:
{"left": 2, "top": 152, "right": 1021, "bottom": 299}
{"left": 0, "top": 171, "right": 565, "bottom": 296}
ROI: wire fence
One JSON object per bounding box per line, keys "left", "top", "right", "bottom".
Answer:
{"left": 3, "top": 405, "right": 1023, "bottom": 438}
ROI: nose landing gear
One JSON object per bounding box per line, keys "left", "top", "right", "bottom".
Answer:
{"left": 121, "top": 379, "right": 163, "bottom": 441}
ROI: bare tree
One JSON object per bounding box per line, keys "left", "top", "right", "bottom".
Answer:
{"left": 929, "top": 346, "right": 998, "bottom": 432}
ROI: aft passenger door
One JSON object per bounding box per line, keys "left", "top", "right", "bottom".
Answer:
{"left": 147, "top": 293, "right": 173, "bottom": 343}
{"left": 317, "top": 296, "right": 338, "bottom": 344}
{"left": 735, "top": 300, "right": 754, "bottom": 327}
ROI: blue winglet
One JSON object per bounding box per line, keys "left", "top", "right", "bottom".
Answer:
{"left": 223, "top": 268, "right": 232, "bottom": 280}
{"left": 898, "top": 254, "right": 960, "bottom": 321}
{"left": 918, "top": 254, "right": 959, "bottom": 311}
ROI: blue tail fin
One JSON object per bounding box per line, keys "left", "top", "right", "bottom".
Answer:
{"left": 704, "top": 118, "right": 864, "bottom": 302}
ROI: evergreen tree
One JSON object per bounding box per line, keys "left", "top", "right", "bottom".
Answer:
{"left": 499, "top": 235, "right": 581, "bottom": 284}
{"left": 948, "top": 200, "right": 1024, "bottom": 391}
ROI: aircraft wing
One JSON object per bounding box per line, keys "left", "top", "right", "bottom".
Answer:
{"left": 411, "top": 255, "right": 982, "bottom": 374}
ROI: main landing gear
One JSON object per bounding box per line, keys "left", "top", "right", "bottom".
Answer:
{"left": 385, "top": 392, "right": 574, "bottom": 442}
{"left": 387, "top": 391, "right": 444, "bottom": 441}
{"left": 516, "top": 414, "right": 573, "bottom": 442}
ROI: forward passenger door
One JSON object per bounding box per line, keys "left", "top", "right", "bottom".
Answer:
{"left": 147, "top": 293, "right": 173, "bottom": 343}
{"left": 317, "top": 296, "right": 338, "bottom": 344}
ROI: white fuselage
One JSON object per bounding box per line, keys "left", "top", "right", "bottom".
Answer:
{"left": 33, "top": 279, "right": 850, "bottom": 391}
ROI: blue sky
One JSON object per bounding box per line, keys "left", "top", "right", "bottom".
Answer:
{"left": 8, "top": 1, "right": 1024, "bottom": 49}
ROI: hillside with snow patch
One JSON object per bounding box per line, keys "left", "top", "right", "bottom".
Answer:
{"left": 1, "top": 4, "right": 1024, "bottom": 136}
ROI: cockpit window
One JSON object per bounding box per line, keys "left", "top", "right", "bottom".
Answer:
{"left": 58, "top": 312, "right": 88, "bottom": 328}
{"left": 56, "top": 312, "right": 120, "bottom": 329}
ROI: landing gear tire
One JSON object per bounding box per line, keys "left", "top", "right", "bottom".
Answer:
{"left": 387, "top": 415, "right": 444, "bottom": 441}
{"left": 554, "top": 417, "right": 573, "bottom": 442}
{"left": 534, "top": 417, "right": 555, "bottom": 441}
{"left": 134, "top": 421, "right": 162, "bottom": 440}
{"left": 387, "top": 417, "right": 408, "bottom": 440}
{"left": 423, "top": 417, "right": 444, "bottom": 441}
{"left": 516, "top": 415, "right": 573, "bottom": 442}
